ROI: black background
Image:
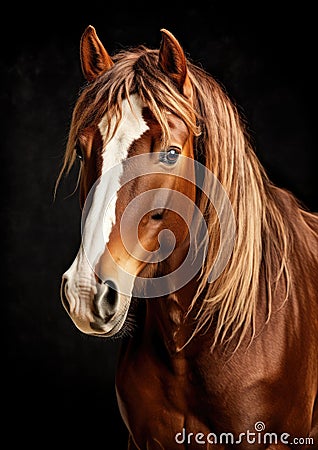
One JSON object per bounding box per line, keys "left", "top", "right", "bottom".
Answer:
{"left": 3, "top": 3, "right": 316, "bottom": 448}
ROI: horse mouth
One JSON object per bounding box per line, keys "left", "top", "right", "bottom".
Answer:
{"left": 88, "top": 313, "right": 127, "bottom": 337}
{"left": 90, "top": 296, "right": 142, "bottom": 339}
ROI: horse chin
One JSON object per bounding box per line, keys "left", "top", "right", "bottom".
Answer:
{"left": 87, "top": 295, "right": 142, "bottom": 339}
{"left": 107, "top": 296, "right": 143, "bottom": 339}
{"left": 100, "top": 313, "right": 129, "bottom": 337}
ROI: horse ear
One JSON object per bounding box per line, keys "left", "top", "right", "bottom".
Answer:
{"left": 158, "top": 29, "right": 192, "bottom": 99}
{"left": 80, "top": 25, "right": 114, "bottom": 82}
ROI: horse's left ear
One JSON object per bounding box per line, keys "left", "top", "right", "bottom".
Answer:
{"left": 158, "top": 29, "right": 193, "bottom": 100}
{"left": 80, "top": 25, "right": 114, "bottom": 82}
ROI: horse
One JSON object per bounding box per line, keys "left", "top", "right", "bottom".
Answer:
{"left": 57, "top": 25, "right": 318, "bottom": 449}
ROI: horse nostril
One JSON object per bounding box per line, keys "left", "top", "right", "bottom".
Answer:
{"left": 94, "top": 280, "right": 119, "bottom": 320}
{"left": 104, "top": 280, "right": 118, "bottom": 308}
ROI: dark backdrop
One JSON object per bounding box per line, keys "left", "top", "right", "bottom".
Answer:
{"left": 3, "top": 3, "right": 316, "bottom": 448}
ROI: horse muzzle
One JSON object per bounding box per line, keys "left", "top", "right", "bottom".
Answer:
{"left": 61, "top": 275, "right": 130, "bottom": 337}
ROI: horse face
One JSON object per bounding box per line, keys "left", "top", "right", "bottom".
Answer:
{"left": 61, "top": 94, "right": 196, "bottom": 337}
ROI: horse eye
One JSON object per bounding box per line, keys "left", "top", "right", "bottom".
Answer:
{"left": 75, "top": 145, "right": 84, "bottom": 161}
{"left": 159, "top": 147, "right": 181, "bottom": 165}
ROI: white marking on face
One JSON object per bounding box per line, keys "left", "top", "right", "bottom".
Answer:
{"left": 62, "top": 94, "right": 149, "bottom": 331}
{"left": 98, "top": 94, "right": 149, "bottom": 245}
{"left": 81, "top": 94, "right": 149, "bottom": 272}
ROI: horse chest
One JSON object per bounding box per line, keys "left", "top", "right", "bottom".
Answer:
{"left": 116, "top": 341, "right": 216, "bottom": 449}
{"left": 117, "top": 330, "right": 314, "bottom": 450}
{"left": 116, "top": 305, "right": 259, "bottom": 443}
{"left": 116, "top": 339, "right": 266, "bottom": 449}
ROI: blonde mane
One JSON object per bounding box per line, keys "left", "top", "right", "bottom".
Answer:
{"left": 56, "top": 46, "right": 290, "bottom": 351}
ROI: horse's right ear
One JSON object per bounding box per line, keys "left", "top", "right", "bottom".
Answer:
{"left": 158, "top": 29, "right": 193, "bottom": 100}
{"left": 80, "top": 25, "right": 114, "bottom": 82}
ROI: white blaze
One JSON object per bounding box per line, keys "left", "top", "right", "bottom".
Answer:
{"left": 63, "top": 94, "right": 149, "bottom": 311}
{"left": 82, "top": 94, "right": 149, "bottom": 271}
{"left": 99, "top": 95, "right": 149, "bottom": 244}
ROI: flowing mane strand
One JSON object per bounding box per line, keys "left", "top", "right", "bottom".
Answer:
{"left": 57, "top": 45, "right": 291, "bottom": 351}
{"left": 187, "top": 65, "right": 291, "bottom": 351}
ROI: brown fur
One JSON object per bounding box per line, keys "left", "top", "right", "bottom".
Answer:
{"left": 58, "top": 27, "right": 318, "bottom": 449}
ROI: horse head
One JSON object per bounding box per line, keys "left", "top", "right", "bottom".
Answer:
{"left": 60, "top": 26, "right": 198, "bottom": 337}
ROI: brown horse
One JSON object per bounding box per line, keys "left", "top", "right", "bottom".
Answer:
{"left": 57, "top": 26, "right": 318, "bottom": 449}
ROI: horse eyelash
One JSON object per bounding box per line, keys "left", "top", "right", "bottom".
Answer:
{"left": 161, "top": 145, "right": 182, "bottom": 153}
